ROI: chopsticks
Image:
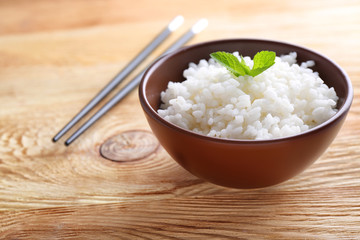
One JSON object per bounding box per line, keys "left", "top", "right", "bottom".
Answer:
{"left": 52, "top": 15, "right": 184, "bottom": 143}
{"left": 53, "top": 17, "right": 208, "bottom": 146}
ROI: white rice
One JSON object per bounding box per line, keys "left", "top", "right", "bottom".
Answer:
{"left": 157, "top": 52, "right": 338, "bottom": 140}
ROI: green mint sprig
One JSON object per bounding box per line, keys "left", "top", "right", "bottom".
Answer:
{"left": 210, "top": 50, "right": 276, "bottom": 77}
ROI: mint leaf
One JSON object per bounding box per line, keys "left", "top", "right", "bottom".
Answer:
{"left": 210, "top": 52, "right": 246, "bottom": 77}
{"left": 210, "top": 50, "right": 276, "bottom": 78}
{"left": 249, "top": 51, "right": 276, "bottom": 77}
{"left": 240, "top": 56, "right": 251, "bottom": 75}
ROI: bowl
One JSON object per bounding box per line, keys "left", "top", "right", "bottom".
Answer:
{"left": 138, "top": 38, "right": 353, "bottom": 189}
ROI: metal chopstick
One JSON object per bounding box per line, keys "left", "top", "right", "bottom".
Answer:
{"left": 52, "top": 15, "right": 184, "bottom": 142}
{"left": 64, "top": 18, "right": 208, "bottom": 146}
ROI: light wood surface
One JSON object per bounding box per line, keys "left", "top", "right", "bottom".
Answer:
{"left": 1, "top": 0, "right": 359, "bottom": 239}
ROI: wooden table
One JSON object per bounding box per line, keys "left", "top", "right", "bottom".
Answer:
{"left": 1, "top": 0, "right": 359, "bottom": 239}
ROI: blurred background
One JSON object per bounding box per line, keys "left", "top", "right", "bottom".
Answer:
{"left": 1, "top": 0, "right": 359, "bottom": 65}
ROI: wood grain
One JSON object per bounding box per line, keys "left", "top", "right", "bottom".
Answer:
{"left": 0, "top": 0, "right": 360, "bottom": 239}
{"left": 100, "top": 130, "right": 160, "bottom": 162}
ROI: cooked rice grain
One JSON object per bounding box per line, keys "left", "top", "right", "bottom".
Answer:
{"left": 158, "top": 52, "right": 338, "bottom": 140}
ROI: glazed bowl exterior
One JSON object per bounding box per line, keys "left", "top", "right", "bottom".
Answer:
{"left": 139, "top": 39, "right": 353, "bottom": 189}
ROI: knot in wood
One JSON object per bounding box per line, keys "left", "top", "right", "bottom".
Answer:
{"left": 100, "top": 130, "right": 159, "bottom": 162}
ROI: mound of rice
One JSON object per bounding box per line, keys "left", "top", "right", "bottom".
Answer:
{"left": 157, "top": 52, "right": 338, "bottom": 140}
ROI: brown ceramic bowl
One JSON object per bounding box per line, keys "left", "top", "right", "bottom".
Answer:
{"left": 139, "top": 39, "right": 353, "bottom": 189}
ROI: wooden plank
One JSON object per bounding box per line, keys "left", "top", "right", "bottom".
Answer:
{"left": 0, "top": 0, "right": 359, "bottom": 238}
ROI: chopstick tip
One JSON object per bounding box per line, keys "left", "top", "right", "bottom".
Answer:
{"left": 168, "top": 15, "right": 184, "bottom": 32}
{"left": 191, "top": 18, "right": 208, "bottom": 34}
{"left": 52, "top": 135, "right": 60, "bottom": 143}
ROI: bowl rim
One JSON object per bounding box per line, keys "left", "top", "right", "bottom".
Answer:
{"left": 139, "top": 38, "right": 354, "bottom": 144}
